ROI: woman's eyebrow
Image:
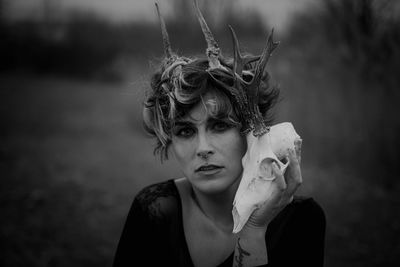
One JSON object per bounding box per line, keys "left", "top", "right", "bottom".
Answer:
{"left": 207, "top": 117, "right": 224, "bottom": 123}
{"left": 208, "top": 116, "right": 236, "bottom": 123}
{"left": 173, "top": 120, "right": 194, "bottom": 127}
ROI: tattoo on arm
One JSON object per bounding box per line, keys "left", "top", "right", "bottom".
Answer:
{"left": 234, "top": 238, "right": 251, "bottom": 267}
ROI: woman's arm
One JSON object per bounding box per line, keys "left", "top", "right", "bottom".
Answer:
{"left": 233, "top": 226, "right": 268, "bottom": 267}
{"left": 273, "top": 198, "right": 326, "bottom": 267}
{"left": 232, "top": 199, "right": 326, "bottom": 267}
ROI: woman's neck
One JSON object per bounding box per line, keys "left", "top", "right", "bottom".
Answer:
{"left": 190, "top": 179, "right": 241, "bottom": 233}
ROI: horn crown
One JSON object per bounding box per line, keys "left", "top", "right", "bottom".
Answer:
{"left": 154, "top": 1, "right": 279, "bottom": 137}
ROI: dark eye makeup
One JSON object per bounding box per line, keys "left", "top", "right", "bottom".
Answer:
{"left": 211, "top": 119, "right": 235, "bottom": 132}
{"left": 172, "top": 118, "right": 238, "bottom": 138}
{"left": 174, "top": 126, "right": 195, "bottom": 138}
{"left": 172, "top": 122, "right": 195, "bottom": 138}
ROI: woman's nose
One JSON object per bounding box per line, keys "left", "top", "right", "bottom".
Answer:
{"left": 196, "top": 132, "right": 214, "bottom": 159}
{"left": 197, "top": 150, "right": 213, "bottom": 160}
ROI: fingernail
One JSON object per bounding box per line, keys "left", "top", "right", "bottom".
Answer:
{"left": 295, "top": 139, "right": 302, "bottom": 145}
{"left": 272, "top": 162, "right": 278, "bottom": 170}
{"left": 272, "top": 161, "right": 279, "bottom": 171}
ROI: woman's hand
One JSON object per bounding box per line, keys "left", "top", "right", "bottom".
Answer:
{"left": 243, "top": 139, "right": 303, "bottom": 230}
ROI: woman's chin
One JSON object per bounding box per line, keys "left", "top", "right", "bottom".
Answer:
{"left": 191, "top": 174, "right": 240, "bottom": 195}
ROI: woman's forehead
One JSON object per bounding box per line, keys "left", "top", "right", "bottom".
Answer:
{"left": 176, "top": 92, "right": 228, "bottom": 123}
{"left": 180, "top": 99, "right": 217, "bottom": 123}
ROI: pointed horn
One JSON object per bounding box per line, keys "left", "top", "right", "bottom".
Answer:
{"left": 252, "top": 28, "right": 279, "bottom": 84}
{"left": 245, "top": 28, "right": 279, "bottom": 137}
{"left": 229, "top": 25, "right": 260, "bottom": 77}
{"left": 193, "top": 0, "right": 218, "bottom": 50}
{"left": 229, "top": 25, "right": 240, "bottom": 75}
{"left": 155, "top": 2, "right": 173, "bottom": 59}
{"left": 193, "top": 0, "right": 223, "bottom": 69}
{"left": 248, "top": 28, "right": 279, "bottom": 101}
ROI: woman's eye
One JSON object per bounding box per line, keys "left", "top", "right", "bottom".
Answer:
{"left": 213, "top": 121, "right": 232, "bottom": 132}
{"left": 175, "top": 127, "right": 195, "bottom": 138}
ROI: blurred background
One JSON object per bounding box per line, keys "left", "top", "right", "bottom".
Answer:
{"left": 1, "top": 0, "right": 400, "bottom": 266}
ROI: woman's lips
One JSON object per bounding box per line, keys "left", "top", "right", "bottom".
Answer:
{"left": 195, "top": 164, "right": 223, "bottom": 173}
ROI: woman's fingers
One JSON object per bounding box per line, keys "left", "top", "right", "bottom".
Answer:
{"left": 271, "top": 161, "right": 292, "bottom": 207}
{"left": 294, "top": 139, "right": 302, "bottom": 164}
{"left": 265, "top": 143, "right": 303, "bottom": 211}
{"left": 284, "top": 148, "right": 302, "bottom": 197}
{"left": 271, "top": 161, "right": 286, "bottom": 192}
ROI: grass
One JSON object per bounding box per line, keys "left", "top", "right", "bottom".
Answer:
{"left": 0, "top": 70, "right": 180, "bottom": 266}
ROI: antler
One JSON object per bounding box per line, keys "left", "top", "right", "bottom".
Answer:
{"left": 228, "top": 25, "right": 260, "bottom": 77}
{"left": 251, "top": 29, "right": 279, "bottom": 88}
{"left": 155, "top": 2, "right": 173, "bottom": 59}
{"left": 247, "top": 29, "right": 279, "bottom": 136}
{"left": 207, "top": 27, "right": 279, "bottom": 137}
{"left": 193, "top": 0, "right": 226, "bottom": 71}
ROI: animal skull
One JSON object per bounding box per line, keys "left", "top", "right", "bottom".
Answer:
{"left": 232, "top": 122, "right": 301, "bottom": 233}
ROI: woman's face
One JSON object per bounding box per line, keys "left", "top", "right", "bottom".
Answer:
{"left": 170, "top": 92, "right": 247, "bottom": 194}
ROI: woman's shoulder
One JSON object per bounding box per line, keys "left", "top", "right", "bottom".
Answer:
{"left": 266, "top": 196, "right": 326, "bottom": 253}
{"left": 291, "top": 196, "right": 325, "bottom": 216}
{"left": 132, "top": 179, "right": 181, "bottom": 220}
{"left": 135, "top": 179, "right": 179, "bottom": 204}
{"left": 272, "top": 196, "right": 326, "bottom": 227}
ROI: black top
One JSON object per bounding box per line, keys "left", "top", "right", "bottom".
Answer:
{"left": 113, "top": 179, "right": 326, "bottom": 267}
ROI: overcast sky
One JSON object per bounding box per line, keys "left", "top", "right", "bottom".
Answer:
{"left": 5, "top": 0, "right": 316, "bottom": 32}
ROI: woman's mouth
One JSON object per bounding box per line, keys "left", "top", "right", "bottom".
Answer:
{"left": 195, "top": 164, "right": 223, "bottom": 173}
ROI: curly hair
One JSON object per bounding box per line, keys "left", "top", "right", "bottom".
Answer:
{"left": 142, "top": 57, "right": 280, "bottom": 161}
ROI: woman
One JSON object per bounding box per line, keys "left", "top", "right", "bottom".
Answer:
{"left": 113, "top": 1, "right": 325, "bottom": 266}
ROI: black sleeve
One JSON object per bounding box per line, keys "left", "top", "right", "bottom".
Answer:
{"left": 112, "top": 197, "right": 169, "bottom": 267}
{"left": 291, "top": 199, "right": 326, "bottom": 266}
{"left": 268, "top": 198, "right": 326, "bottom": 267}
